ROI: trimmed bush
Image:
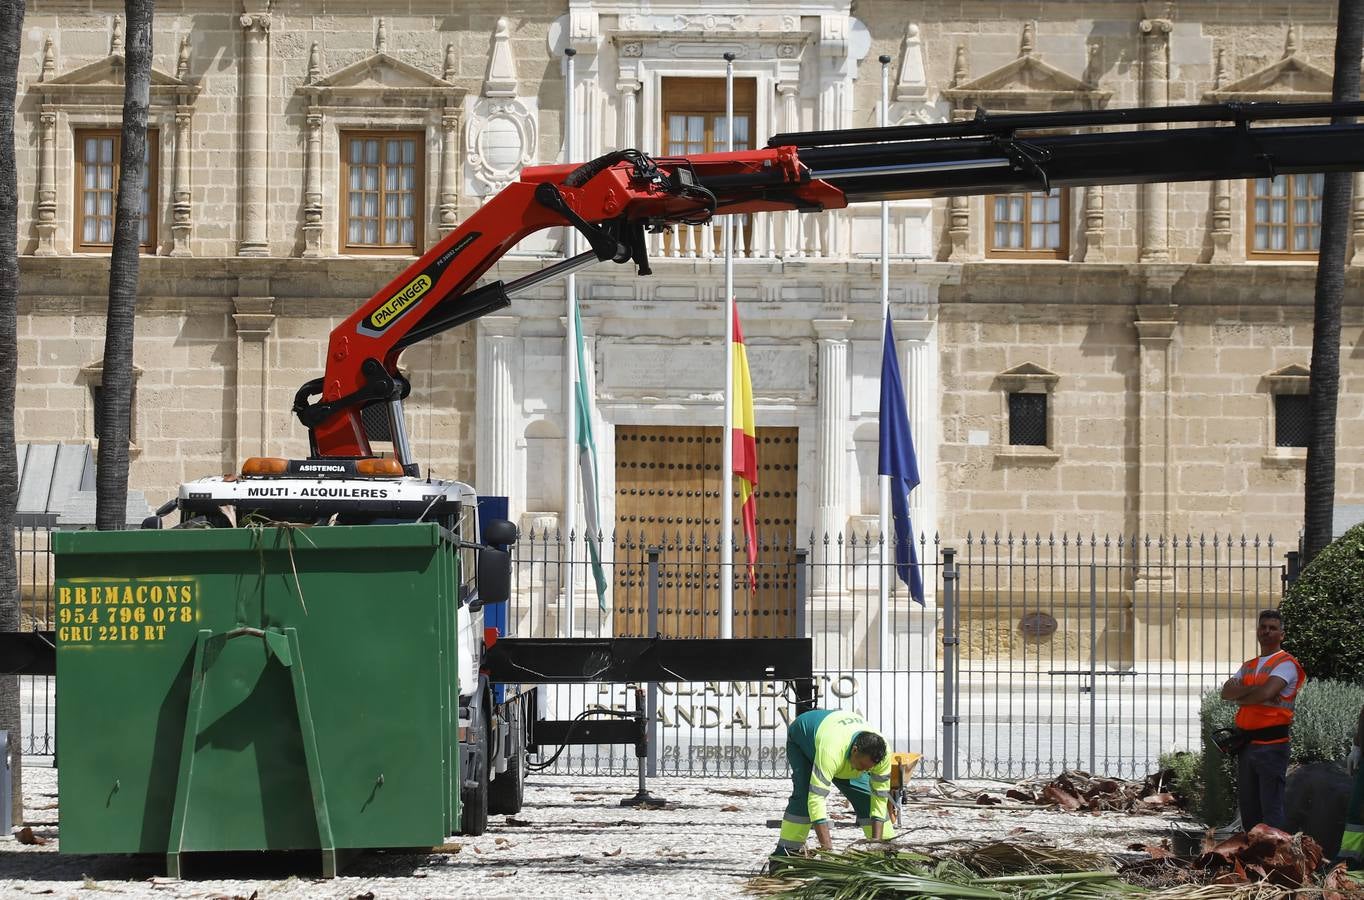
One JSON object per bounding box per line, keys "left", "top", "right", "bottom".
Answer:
{"left": 1280, "top": 522, "right": 1364, "bottom": 681}
{"left": 1194, "top": 678, "right": 1364, "bottom": 826}
{"left": 1158, "top": 749, "right": 1205, "bottom": 814}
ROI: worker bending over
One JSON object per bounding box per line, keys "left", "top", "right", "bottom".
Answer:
{"left": 773, "top": 708, "right": 895, "bottom": 862}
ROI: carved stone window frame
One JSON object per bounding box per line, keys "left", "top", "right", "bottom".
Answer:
{"left": 994, "top": 362, "right": 1060, "bottom": 463}
{"left": 1262, "top": 363, "right": 1309, "bottom": 466}
{"left": 80, "top": 360, "right": 144, "bottom": 459}
{"left": 298, "top": 48, "right": 466, "bottom": 257}
{"left": 612, "top": 30, "right": 809, "bottom": 156}
{"left": 35, "top": 43, "right": 199, "bottom": 257}
{"left": 1204, "top": 30, "right": 1334, "bottom": 265}
{"left": 940, "top": 24, "right": 1109, "bottom": 262}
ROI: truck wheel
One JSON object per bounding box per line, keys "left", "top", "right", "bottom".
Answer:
{"left": 488, "top": 739, "right": 524, "bottom": 815}
{"left": 460, "top": 755, "right": 489, "bottom": 836}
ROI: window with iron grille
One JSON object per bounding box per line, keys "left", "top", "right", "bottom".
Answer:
{"left": 1274, "top": 394, "right": 1310, "bottom": 448}
{"left": 1008, "top": 392, "right": 1048, "bottom": 446}
{"left": 90, "top": 383, "right": 137, "bottom": 444}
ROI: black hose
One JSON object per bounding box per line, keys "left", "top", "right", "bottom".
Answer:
{"left": 526, "top": 706, "right": 641, "bottom": 771}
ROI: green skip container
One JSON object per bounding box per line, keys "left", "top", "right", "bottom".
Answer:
{"left": 53, "top": 523, "right": 464, "bottom": 876}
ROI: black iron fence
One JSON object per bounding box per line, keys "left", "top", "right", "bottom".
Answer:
{"left": 13, "top": 526, "right": 1289, "bottom": 779}
{"left": 507, "top": 527, "right": 1288, "bottom": 780}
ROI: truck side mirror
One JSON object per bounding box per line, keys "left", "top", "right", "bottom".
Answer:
{"left": 476, "top": 547, "right": 511, "bottom": 606}
{"left": 482, "top": 518, "right": 518, "bottom": 547}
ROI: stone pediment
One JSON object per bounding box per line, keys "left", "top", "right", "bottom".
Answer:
{"left": 301, "top": 50, "right": 462, "bottom": 107}
{"left": 39, "top": 54, "right": 198, "bottom": 103}
{"left": 956, "top": 55, "right": 1086, "bottom": 97}
{"left": 996, "top": 362, "right": 1059, "bottom": 391}
{"left": 312, "top": 52, "right": 451, "bottom": 92}
{"left": 1265, "top": 363, "right": 1310, "bottom": 394}
{"left": 943, "top": 23, "right": 1108, "bottom": 112}
{"left": 1205, "top": 55, "right": 1333, "bottom": 102}
{"left": 945, "top": 55, "right": 1108, "bottom": 110}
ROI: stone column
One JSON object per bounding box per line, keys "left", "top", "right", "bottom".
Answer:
{"left": 476, "top": 316, "right": 520, "bottom": 514}
{"left": 778, "top": 80, "right": 800, "bottom": 256}
{"left": 616, "top": 77, "right": 639, "bottom": 150}
{"left": 171, "top": 106, "right": 193, "bottom": 257}
{"left": 946, "top": 108, "right": 972, "bottom": 260}
{"left": 1135, "top": 304, "right": 1177, "bottom": 542}
{"left": 1210, "top": 180, "right": 1233, "bottom": 263}
{"left": 438, "top": 108, "right": 459, "bottom": 240}
{"left": 302, "top": 107, "right": 323, "bottom": 257}
{"left": 238, "top": 11, "right": 271, "bottom": 257}
{"left": 35, "top": 107, "right": 57, "bottom": 256}
{"left": 1139, "top": 14, "right": 1172, "bottom": 263}
{"left": 1351, "top": 173, "right": 1364, "bottom": 265}
{"left": 814, "top": 319, "right": 851, "bottom": 587}
{"left": 232, "top": 289, "right": 276, "bottom": 462}
{"left": 1082, "top": 184, "right": 1105, "bottom": 262}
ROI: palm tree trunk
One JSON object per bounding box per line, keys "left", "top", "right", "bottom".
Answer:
{"left": 0, "top": 0, "right": 26, "bottom": 828}
{"left": 1303, "top": 0, "right": 1364, "bottom": 562}
{"left": 96, "top": 0, "right": 155, "bottom": 531}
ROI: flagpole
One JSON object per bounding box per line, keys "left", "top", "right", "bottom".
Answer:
{"left": 877, "top": 53, "right": 892, "bottom": 663}
{"left": 720, "top": 51, "right": 736, "bottom": 640}
{"left": 563, "top": 46, "right": 579, "bottom": 638}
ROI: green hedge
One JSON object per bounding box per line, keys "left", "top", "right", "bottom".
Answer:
{"left": 1280, "top": 523, "right": 1364, "bottom": 681}
{"left": 1194, "top": 678, "right": 1364, "bottom": 826}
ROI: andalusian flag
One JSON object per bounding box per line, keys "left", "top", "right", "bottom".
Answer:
{"left": 731, "top": 305, "right": 759, "bottom": 592}
{"left": 574, "top": 300, "right": 608, "bottom": 610}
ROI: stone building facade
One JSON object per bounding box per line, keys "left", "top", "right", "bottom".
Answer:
{"left": 11, "top": 0, "right": 1364, "bottom": 554}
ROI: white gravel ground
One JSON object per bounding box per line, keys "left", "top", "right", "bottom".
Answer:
{"left": 0, "top": 761, "right": 1191, "bottom": 899}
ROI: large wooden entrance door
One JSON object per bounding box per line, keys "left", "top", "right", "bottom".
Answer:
{"left": 614, "top": 425, "right": 798, "bottom": 638}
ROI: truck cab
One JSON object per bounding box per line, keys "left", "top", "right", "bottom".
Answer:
{"left": 146, "top": 456, "right": 529, "bottom": 836}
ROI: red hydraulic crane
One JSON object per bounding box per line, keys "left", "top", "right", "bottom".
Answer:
{"left": 292, "top": 101, "right": 1364, "bottom": 465}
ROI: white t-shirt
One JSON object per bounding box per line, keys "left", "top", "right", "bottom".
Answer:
{"left": 1239, "top": 654, "right": 1299, "bottom": 699}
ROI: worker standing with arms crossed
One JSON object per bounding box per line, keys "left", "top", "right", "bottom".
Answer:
{"left": 1219, "top": 609, "right": 1305, "bottom": 832}
{"left": 772, "top": 708, "right": 895, "bottom": 866}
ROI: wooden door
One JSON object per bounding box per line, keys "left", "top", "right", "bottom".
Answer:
{"left": 614, "top": 425, "right": 798, "bottom": 638}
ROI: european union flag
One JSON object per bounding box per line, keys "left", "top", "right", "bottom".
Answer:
{"left": 877, "top": 314, "right": 924, "bottom": 604}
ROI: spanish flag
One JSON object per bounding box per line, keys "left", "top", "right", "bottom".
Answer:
{"left": 732, "top": 305, "right": 759, "bottom": 592}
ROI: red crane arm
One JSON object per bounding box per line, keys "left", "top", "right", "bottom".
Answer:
{"left": 296, "top": 101, "right": 1364, "bottom": 460}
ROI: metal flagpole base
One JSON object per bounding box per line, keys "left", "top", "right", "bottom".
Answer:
{"left": 620, "top": 789, "right": 666, "bottom": 808}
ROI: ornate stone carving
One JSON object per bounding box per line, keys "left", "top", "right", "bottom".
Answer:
{"left": 620, "top": 41, "right": 643, "bottom": 58}
{"left": 466, "top": 99, "right": 537, "bottom": 196}
{"left": 484, "top": 17, "right": 518, "bottom": 98}
{"left": 35, "top": 109, "right": 56, "bottom": 256}
{"left": 440, "top": 111, "right": 460, "bottom": 237}
{"left": 171, "top": 107, "right": 193, "bottom": 257}
{"left": 238, "top": 13, "right": 271, "bottom": 33}
{"left": 298, "top": 36, "right": 465, "bottom": 251}
{"left": 1082, "top": 185, "right": 1105, "bottom": 262}
{"left": 40, "top": 37, "right": 54, "bottom": 82}
{"left": 895, "top": 24, "right": 928, "bottom": 102}
{"left": 301, "top": 109, "right": 323, "bottom": 258}
{"left": 39, "top": 32, "right": 200, "bottom": 255}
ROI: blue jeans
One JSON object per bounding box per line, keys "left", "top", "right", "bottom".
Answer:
{"left": 1237, "top": 741, "right": 1291, "bottom": 831}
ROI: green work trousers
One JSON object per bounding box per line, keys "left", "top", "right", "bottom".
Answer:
{"left": 775, "top": 736, "right": 895, "bottom": 853}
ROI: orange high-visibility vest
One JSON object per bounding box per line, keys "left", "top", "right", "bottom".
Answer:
{"left": 1233, "top": 650, "right": 1305, "bottom": 743}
